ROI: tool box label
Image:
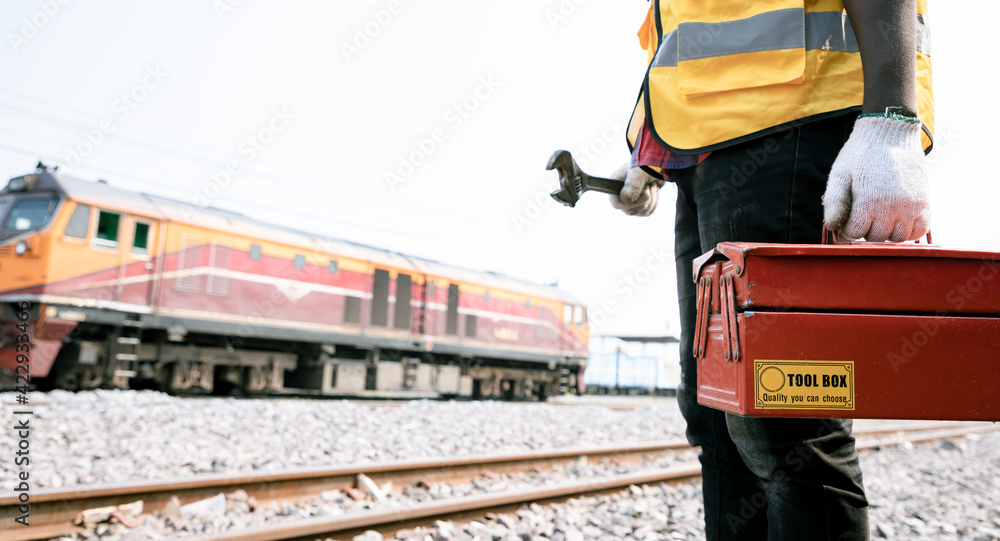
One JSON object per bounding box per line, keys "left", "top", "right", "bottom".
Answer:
{"left": 754, "top": 360, "right": 854, "bottom": 410}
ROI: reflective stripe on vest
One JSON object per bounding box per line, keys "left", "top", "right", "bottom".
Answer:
{"left": 630, "top": 0, "right": 934, "bottom": 154}
{"left": 651, "top": 12, "right": 931, "bottom": 68}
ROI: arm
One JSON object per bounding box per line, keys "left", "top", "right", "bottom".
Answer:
{"left": 822, "top": 0, "right": 930, "bottom": 242}
{"left": 842, "top": 0, "right": 918, "bottom": 117}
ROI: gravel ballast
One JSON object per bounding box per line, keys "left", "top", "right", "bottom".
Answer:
{"left": 2, "top": 391, "right": 996, "bottom": 541}
{"left": 367, "top": 432, "right": 1000, "bottom": 541}
{"left": 43, "top": 432, "right": 1000, "bottom": 541}
{"left": 0, "top": 390, "right": 686, "bottom": 491}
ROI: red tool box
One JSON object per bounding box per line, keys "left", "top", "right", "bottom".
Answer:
{"left": 693, "top": 237, "right": 1000, "bottom": 421}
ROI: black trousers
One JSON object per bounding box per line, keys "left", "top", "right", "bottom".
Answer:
{"left": 670, "top": 114, "right": 870, "bottom": 541}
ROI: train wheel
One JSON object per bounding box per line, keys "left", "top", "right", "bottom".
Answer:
{"left": 501, "top": 379, "right": 517, "bottom": 401}
{"left": 167, "top": 361, "right": 214, "bottom": 394}
{"left": 240, "top": 365, "right": 270, "bottom": 396}
{"left": 52, "top": 365, "right": 103, "bottom": 391}
{"left": 107, "top": 364, "right": 132, "bottom": 390}
{"left": 535, "top": 382, "right": 549, "bottom": 402}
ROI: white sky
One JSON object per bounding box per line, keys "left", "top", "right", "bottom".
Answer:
{"left": 1, "top": 1, "right": 997, "bottom": 337}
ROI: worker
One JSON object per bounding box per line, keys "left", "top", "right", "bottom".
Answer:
{"left": 609, "top": 1, "right": 933, "bottom": 539}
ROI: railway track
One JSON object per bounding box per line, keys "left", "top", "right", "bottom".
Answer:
{"left": 2, "top": 421, "right": 996, "bottom": 541}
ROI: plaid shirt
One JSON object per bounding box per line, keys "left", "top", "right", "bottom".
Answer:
{"left": 632, "top": 121, "right": 711, "bottom": 179}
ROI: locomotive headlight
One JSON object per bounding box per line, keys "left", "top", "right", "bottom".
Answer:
{"left": 15, "top": 240, "right": 29, "bottom": 256}
{"left": 5, "top": 174, "right": 37, "bottom": 192}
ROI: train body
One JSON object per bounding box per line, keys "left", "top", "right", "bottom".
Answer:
{"left": 0, "top": 167, "right": 589, "bottom": 399}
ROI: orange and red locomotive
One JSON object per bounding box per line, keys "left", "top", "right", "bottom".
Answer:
{"left": 0, "top": 166, "right": 589, "bottom": 398}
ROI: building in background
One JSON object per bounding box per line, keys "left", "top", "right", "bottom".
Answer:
{"left": 584, "top": 335, "right": 680, "bottom": 395}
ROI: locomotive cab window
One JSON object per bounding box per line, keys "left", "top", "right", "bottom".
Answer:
{"left": 132, "top": 221, "right": 151, "bottom": 254}
{"left": 249, "top": 244, "right": 262, "bottom": 260}
{"left": 2, "top": 195, "right": 59, "bottom": 232}
{"left": 294, "top": 254, "right": 306, "bottom": 270}
{"left": 563, "top": 304, "right": 573, "bottom": 325}
{"left": 64, "top": 203, "right": 91, "bottom": 239}
{"left": 94, "top": 210, "right": 121, "bottom": 247}
{"left": 574, "top": 305, "right": 584, "bottom": 325}
{"left": 328, "top": 260, "right": 339, "bottom": 274}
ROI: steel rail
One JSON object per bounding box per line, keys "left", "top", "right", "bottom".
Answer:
{"left": 854, "top": 424, "right": 1000, "bottom": 450}
{"left": 2, "top": 422, "right": 994, "bottom": 541}
{"left": 0, "top": 440, "right": 692, "bottom": 541}
{"left": 851, "top": 420, "right": 981, "bottom": 438}
{"left": 198, "top": 423, "right": 1000, "bottom": 541}
{"left": 196, "top": 465, "right": 705, "bottom": 541}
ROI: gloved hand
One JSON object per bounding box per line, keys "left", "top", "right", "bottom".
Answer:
{"left": 609, "top": 162, "right": 665, "bottom": 217}
{"left": 823, "top": 115, "right": 930, "bottom": 242}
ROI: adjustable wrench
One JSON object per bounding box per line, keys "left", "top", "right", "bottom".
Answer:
{"left": 546, "top": 149, "right": 625, "bottom": 208}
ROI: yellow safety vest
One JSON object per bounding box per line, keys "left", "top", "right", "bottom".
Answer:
{"left": 627, "top": 0, "right": 934, "bottom": 154}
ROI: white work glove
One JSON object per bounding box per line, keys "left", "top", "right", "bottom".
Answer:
{"left": 823, "top": 115, "right": 930, "bottom": 242}
{"left": 609, "top": 162, "right": 665, "bottom": 217}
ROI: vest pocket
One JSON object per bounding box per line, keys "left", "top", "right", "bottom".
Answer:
{"left": 676, "top": 6, "right": 806, "bottom": 98}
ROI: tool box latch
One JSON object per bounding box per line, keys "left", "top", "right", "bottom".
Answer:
{"left": 720, "top": 274, "right": 740, "bottom": 362}
{"left": 694, "top": 276, "right": 711, "bottom": 359}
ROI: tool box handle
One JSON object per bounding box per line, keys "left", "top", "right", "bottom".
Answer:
{"left": 821, "top": 225, "right": 933, "bottom": 246}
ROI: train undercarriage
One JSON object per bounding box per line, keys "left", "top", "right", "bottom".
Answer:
{"left": 3, "top": 303, "right": 583, "bottom": 401}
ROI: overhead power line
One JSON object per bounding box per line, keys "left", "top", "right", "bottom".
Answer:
{"left": 0, "top": 140, "right": 507, "bottom": 251}
{"left": 0, "top": 88, "right": 484, "bottom": 221}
